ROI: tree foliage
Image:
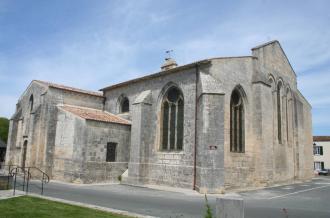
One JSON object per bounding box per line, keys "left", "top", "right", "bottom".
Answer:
{"left": 0, "top": 117, "right": 9, "bottom": 143}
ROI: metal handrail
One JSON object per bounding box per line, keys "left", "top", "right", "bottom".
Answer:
{"left": 0, "top": 164, "right": 19, "bottom": 174}
{"left": 0, "top": 164, "right": 19, "bottom": 190}
{"left": 28, "top": 166, "right": 50, "bottom": 184}
{"left": 25, "top": 166, "right": 50, "bottom": 195}
{"left": 10, "top": 166, "right": 32, "bottom": 195}
{"left": 9, "top": 166, "right": 50, "bottom": 195}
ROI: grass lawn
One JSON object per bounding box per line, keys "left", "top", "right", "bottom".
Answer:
{"left": 0, "top": 196, "right": 133, "bottom": 218}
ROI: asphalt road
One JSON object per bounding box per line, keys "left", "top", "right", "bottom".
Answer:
{"left": 14, "top": 177, "right": 330, "bottom": 218}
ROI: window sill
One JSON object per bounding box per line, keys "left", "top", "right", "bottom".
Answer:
{"left": 157, "top": 150, "right": 184, "bottom": 154}
{"left": 229, "top": 152, "right": 246, "bottom": 157}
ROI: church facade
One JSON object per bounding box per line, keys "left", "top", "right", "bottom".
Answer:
{"left": 5, "top": 41, "right": 313, "bottom": 193}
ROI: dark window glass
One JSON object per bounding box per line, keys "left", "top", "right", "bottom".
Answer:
{"left": 277, "top": 83, "right": 282, "bottom": 144}
{"left": 162, "top": 102, "right": 169, "bottom": 150}
{"left": 161, "top": 87, "right": 184, "bottom": 151}
{"left": 29, "top": 95, "right": 34, "bottom": 112}
{"left": 230, "top": 89, "right": 245, "bottom": 153}
{"left": 106, "top": 142, "right": 117, "bottom": 162}
{"left": 121, "top": 98, "right": 129, "bottom": 113}
{"left": 167, "top": 88, "right": 180, "bottom": 102}
{"left": 177, "top": 99, "right": 184, "bottom": 150}
{"left": 170, "top": 104, "right": 176, "bottom": 150}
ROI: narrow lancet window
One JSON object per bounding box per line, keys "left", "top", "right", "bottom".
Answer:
{"left": 161, "top": 87, "right": 184, "bottom": 151}
{"left": 230, "top": 89, "right": 245, "bottom": 153}
{"left": 277, "top": 82, "right": 282, "bottom": 144}
{"left": 29, "top": 95, "right": 34, "bottom": 112}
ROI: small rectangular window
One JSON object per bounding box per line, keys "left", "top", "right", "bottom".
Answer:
{"left": 314, "top": 161, "right": 325, "bottom": 170}
{"left": 106, "top": 142, "right": 117, "bottom": 162}
{"left": 314, "top": 146, "right": 323, "bottom": 155}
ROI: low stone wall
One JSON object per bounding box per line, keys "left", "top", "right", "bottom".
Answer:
{"left": 0, "top": 175, "right": 12, "bottom": 190}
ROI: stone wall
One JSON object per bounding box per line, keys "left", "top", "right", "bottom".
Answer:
{"left": 5, "top": 81, "right": 48, "bottom": 170}
{"left": 103, "top": 41, "right": 313, "bottom": 192}
{"left": 6, "top": 41, "right": 313, "bottom": 193}
{"left": 6, "top": 81, "right": 105, "bottom": 178}
{"left": 53, "top": 108, "right": 131, "bottom": 183}
{"left": 104, "top": 67, "right": 198, "bottom": 189}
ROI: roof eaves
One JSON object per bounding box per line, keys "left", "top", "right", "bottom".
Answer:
{"left": 99, "top": 59, "right": 211, "bottom": 91}
{"left": 313, "top": 136, "right": 330, "bottom": 142}
{"left": 35, "top": 80, "right": 104, "bottom": 98}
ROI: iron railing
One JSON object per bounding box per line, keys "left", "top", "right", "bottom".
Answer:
{"left": 0, "top": 164, "right": 49, "bottom": 196}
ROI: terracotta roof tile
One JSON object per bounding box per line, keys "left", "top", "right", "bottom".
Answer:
{"left": 34, "top": 80, "right": 103, "bottom": 97}
{"left": 313, "top": 136, "right": 330, "bottom": 142}
{"left": 59, "top": 105, "right": 131, "bottom": 125}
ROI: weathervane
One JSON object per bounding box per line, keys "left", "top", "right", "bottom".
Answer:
{"left": 165, "top": 50, "right": 174, "bottom": 59}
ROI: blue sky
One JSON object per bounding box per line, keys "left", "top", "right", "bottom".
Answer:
{"left": 0, "top": 0, "right": 329, "bottom": 135}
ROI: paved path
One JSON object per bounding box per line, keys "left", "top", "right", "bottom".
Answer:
{"left": 0, "top": 190, "right": 24, "bottom": 200}
{"left": 13, "top": 177, "right": 330, "bottom": 218}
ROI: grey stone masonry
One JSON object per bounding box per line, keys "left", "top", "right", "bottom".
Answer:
{"left": 127, "top": 90, "right": 153, "bottom": 185}
{"left": 216, "top": 195, "right": 244, "bottom": 218}
{"left": 6, "top": 40, "right": 313, "bottom": 193}
{"left": 196, "top": 71, "right": 225, "bottom": 193}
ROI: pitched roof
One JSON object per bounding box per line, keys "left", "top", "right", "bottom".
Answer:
{"left": 99, "top": 44, "right": 265, "bottom": 92}
{"left": 59, "top": 105, "right": 131, "bottom": 125}
{"left": 313, "top": 136, "right": 330, "bottom": 142}
{"left": 0, "top": 139, "right": 6, "bottom": 148}
{"left": 99, "top": 59, "right": 211, "bottom": 91}
{"left": 34, "top": 80, "right": 104, "bottom": 97}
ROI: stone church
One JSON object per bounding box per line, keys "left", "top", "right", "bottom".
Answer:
{"left": 5, "top": 41, "right": 313, "bottom": 193}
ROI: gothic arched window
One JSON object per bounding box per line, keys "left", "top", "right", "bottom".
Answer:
{"left": 121, "top": 97, "right": 129, "bottom": 113}
{"left": 161, "top": 87, "right": 184, "bottom": 151}
{"left": 29, "top": 95, "right": 34, "bottom": 112}
{"left": 277, "top": 82, "right": 282, "bottom": 144}
{"left": 230, "top": 89, "right": 245, "bottom": 153}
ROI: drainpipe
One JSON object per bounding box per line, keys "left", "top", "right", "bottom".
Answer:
{"left": 193, "top": 64, "right": 199, "bottom": 190}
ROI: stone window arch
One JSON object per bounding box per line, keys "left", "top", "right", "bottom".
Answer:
{"left": 268, "top": 75, "right": 276, "bottom": 91}
{"left": 277, "top": 80, "right": 283, "bottom": 144}
{"left": 117, "top": 95, "right": 129, "bottom": 113}
{"left": 160, "top": 86, "right": 184, "bottom": 151}
{"left": 121, "top": 97, "right": 129, "bottom": 113}
{"left": 29, "top": 95, "right": 34, "bottom": 112}
{"left": 230, "top": 87, "right": 245, "bottom": 153}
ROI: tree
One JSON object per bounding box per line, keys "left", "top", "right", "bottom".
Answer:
{"left": 0, "top": 117, "right": 9, "bottom": 143}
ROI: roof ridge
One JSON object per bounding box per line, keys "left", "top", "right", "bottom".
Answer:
{"left": 251, "top": 40, "right": 279, "bottom": 50}
{"left": 33, "top": 80, "right": 104, "bottom": 97}
{"left": 59, "top": 104, "right": 131, "bottom": 125}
